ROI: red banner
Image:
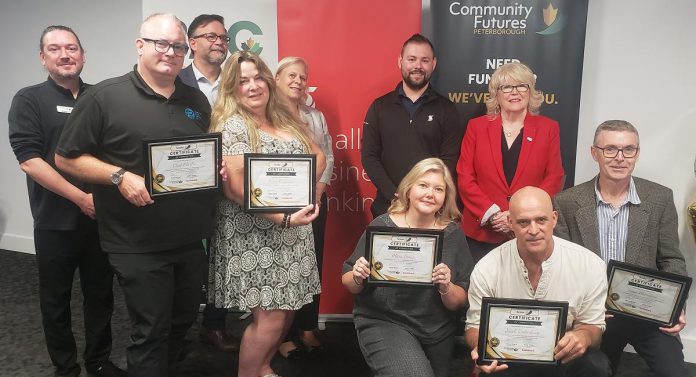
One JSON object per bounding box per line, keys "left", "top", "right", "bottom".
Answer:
{"left": 277, "top": 0, "right": 421, "bottom": 314}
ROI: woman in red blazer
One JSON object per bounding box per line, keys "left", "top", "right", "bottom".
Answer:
{"left": 456, "top": 62, "right": 564, "bottom": 261}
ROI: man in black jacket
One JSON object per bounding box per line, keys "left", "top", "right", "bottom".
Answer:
{"left": 8, "top": 25, "right": 124, "bottom": 377}
{"left": 361, "top": 33, "right": 464, "bottom": 217}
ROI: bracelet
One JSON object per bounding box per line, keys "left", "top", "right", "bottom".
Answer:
{"left": 353, "top": 276, "right": 363, "bottom": 286}
{"left": 438, "top": 283, "right": 451, "bottom": 295}
{"left": 282, "top": 213, "right": 290, "bottom": 228}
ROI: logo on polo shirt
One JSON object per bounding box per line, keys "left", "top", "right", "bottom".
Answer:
{"left": 185, "top": 108, "right": 202, "bottom": 120}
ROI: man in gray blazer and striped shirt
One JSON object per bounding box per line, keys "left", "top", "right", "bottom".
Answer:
{"left": 553, "top": 120, "right": 689, "bottom": 377}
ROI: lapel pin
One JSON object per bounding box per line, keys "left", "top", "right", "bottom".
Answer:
{"left": 527, "top": 137, "right": 533, "bottom": 142}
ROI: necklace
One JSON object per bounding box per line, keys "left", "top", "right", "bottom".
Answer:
{"left": 503, "top": 127, "right": 520, "bottom": 138}
{"left": 404, "top": 213, "right": 437, "bottom": 229}
{"left": 503, "top": 122, "right": 523, "bottom": 138}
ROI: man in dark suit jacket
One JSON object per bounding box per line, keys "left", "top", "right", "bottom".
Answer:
{"left": 554, "top": 120, "right": 689, "bottom": 377}
{"left": 179, "top": 14, "right": 228, "bottom": 105}
{"left": 179, "top": 14, "right": 237, "bottom": 353}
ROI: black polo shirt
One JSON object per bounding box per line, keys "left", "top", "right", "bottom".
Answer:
{"left": 8, "top": 77, "right": 90, "bottom": 230}
{"left": 56, "top": 66, "right": 215, "bottom": 253}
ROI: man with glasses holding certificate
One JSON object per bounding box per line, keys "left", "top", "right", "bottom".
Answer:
{"left": 55, "top": 13, "right": 214, "bottom": 377}
{"left": 465, "top": 187, "right": 611, "bottom": 377}
{"left": 554, "top": 120, "right": 689, "bottom": 377}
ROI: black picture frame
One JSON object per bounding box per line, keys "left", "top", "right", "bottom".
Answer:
{"left": 606, "top": 260, "right": 692, "bottom": 326}
{"left": 477, "top": 297, "right": 568, "bottom": 366}
{"left": 142, "top": 132, "right": 222, "bottom": 197}
{"left": 364, "top": 226, "right": 444, "bottom": 287}
{"left": 243, "top": 153, "right": 316, "bottom": 213}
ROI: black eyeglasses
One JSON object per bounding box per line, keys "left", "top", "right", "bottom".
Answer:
{"left": 191, "top": 33, "right": 230, "bottom": 43}
{"left": 593, "top": 145, "right": 640, "bottom": 158}
{"left": 498, "top": 84, "right": 530, "bottom": 93}
{"left": 141, "top": 38, "right": 189, "bottom": 57}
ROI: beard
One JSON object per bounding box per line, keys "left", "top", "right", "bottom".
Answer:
{"left": 205, "top": 49, "right": 227, "bottom": 65}
{"left": 49, "top": 66, "right": 82, "bottom": 80}
{"left": 401, "top": 68, "right": 430, "bottom": 91}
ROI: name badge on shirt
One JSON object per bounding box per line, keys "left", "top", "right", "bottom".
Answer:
{"left": 56, "top": 105, "right": 73, "bottom": 114}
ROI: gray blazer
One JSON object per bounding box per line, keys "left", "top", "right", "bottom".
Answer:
{"left": 300, "top": 104, "right": 334, "bottom": 185}
{"left": 553, "top": 176, "right": 687, "bottom": 276}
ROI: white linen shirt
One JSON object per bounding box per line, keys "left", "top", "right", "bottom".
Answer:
{"left": 466, "top": 236, "right": 608, "bottom": 331}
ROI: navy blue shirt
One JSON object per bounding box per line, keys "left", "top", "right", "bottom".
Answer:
{"left": 397, "top": 82, "right": 431, "bottom": 120}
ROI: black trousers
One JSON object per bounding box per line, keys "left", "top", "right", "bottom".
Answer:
{"left": 201, "top": 236, "right": 225, "bottom": 331}
{"left": 287, "top": 193, "right": 328, "bottom": 338}
{"left": 201, "top": 304, "right": 226, "bottom": 330}
{"left": 465, "top": 237, "right": 501, "bottom": 264}
{"left": 602, "top": 316, "right": 689, "bottom": 377}
{"left": 108, "top": 243, "right": 206, "bottom": 377}
{"left": 34, "top": 217, "right": 114, "bottom": 377}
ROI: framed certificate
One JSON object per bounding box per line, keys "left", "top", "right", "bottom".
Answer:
{"left": 477, "top": 297, "right": 568, "bottom": 365}
{"left": 243, "top": 153, "right": 316, "bottom": 213}
{"left": 606, "top": 260, "right": 691, "bottom": 326}
{"left": 364, "top": 226, "right": 443, "bottom": 287}
{"left": 143, "top": 133, "right": 222, "bottom": 197}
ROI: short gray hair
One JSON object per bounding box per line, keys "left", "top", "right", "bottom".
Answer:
{"left": 593, "top": 120, "right": 640, "bottom": 145}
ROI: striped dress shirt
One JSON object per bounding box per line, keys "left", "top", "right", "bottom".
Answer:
{"left": 595, "top": 178, "right": 641, "bottom": 264}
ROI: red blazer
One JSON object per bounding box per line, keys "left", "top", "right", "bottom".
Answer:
{"left": 456, "top": 113, "right": 564, "bottom": 244}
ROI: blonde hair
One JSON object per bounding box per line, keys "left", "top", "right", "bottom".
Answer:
{"left": 388, "top": 158, "right": 461, "bottom": 225}
{"left": 485, "top": 61, "right": 543, "bottom": 117}
{"left": 276, "top": 56, "right": 308, "bottom": 77}
{"left": 210, "top": 51, "right": 312, "bottom": 152}
{"left": 275, "top": 56, "right": 309, "bottom": 103}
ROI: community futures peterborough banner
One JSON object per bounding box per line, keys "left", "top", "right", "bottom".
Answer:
{"left": 144, "top": 0, "right": 588, "bottom": 317}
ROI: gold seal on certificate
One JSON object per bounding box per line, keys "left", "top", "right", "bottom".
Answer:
{"left": 364, "top": 226, "right": 443, "bottom": 287}
{"left": 143, "top": 133, "right": 222, "bottom": 197}
{"left": 243, "top": 153, "right": 316, "bottom": 213}
{"left": 606, "top": 261, "right": 691, "bottom": 326}
{"left": 477, "top": 297, "right": 568, "bottom": 366}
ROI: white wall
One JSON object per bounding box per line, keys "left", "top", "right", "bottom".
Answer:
{"left": 0, "top": 0, "right": 142, "bottom": 252}
{"left": 579, "top": 0, "right": 696, "bottom": 361}
{"left": 0, "top": 0, "right": 694, "bottom": 361}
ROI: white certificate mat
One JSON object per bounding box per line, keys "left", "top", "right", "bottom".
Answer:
{"left": 478, "top": 297, "right": 568, "bottom": 365}
{"left": 606, "top": 261, "right": 691, "bottom": 326}
{"left": 244, "top": 153, "right": 316, "bottom": 212}
{"left": 143, "top": 133, "right": 221, "bottom": 196}
{"left": 365, "top": 227, "right": 443, "bottom": 287}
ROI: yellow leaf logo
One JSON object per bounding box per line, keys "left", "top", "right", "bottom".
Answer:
{"left": 543, "top": 3, "right": 558, "bottom": 26}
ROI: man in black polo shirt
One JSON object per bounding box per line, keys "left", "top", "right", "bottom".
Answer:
{"left": 8, "top": 26, "right": 124, "bottom": 377}
{"left": 55, "top": 14, "right": 214, "bottom": 377}
{"left": 361, "top": 33, "right": 464, "bottom": 217}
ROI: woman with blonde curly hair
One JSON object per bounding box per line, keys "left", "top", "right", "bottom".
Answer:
{"left": 456, "top": 61, "right": 564, "bottom": 262}
{"left": 208, "top": 51, "right": 326, "bottom": 377}
{"left": 342, "top": 158, "right": 473, "bottom": 377}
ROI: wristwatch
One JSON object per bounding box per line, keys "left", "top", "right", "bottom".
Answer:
{"left": 110, "top": 168, "right": 126, "bottom": 185}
